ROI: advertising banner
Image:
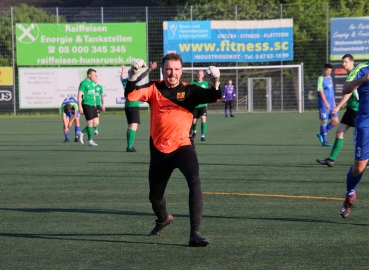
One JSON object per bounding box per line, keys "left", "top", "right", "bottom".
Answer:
{"left": 331, "top": 17, "right": 369, "bottom": 61}
{"left": 163, "top": 19, "right": 293, "bottom": 63}
{"left": 0, "top": 87, "right": 13, "bottom": 105}
{"left": 18, "top": 67, "right": 149, "bottom": 109}
{"left": 331, "top": 63, "right": 348, "bottom": 102}
{"left": 0, "top": 67, "right": 14, "bottom": 86}
{"left": 16, "top": 23, "right": 146, "bottom": 65}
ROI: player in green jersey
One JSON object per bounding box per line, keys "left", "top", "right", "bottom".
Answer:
{"left": 317, "top": 54, "right": 358, "bottom": 167}
{"left": 191, "top": 70, "right": 209, "bottom": 141}
{"left": 77, "top": 68, "right": 99, "bottom": 146}
{"left": 121, "top": 62, "right": 157, "bottom": 152}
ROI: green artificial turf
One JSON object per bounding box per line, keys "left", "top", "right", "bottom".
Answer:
{"left": 0, "top": 112, "right": 368, "bottom": 269}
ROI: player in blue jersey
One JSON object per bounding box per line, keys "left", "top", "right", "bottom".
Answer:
{"left": 223, "top": 80, "right": 236, "bottom": 117}
{"left": 340, "top": 62, "right": 369, "bottom": 218}
{"left": 316, "top": 64, "right": 339, "bottom": 147}
{"left": 61, "top": 97, "right": 81, "bottom": 142}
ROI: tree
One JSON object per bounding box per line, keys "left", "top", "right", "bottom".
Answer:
{"left": 0, "top": 4, "right": 66, "bottom": 66}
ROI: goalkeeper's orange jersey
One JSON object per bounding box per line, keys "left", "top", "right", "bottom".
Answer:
{"left": 125, "top": 80, "right": 221, "bottom": 153}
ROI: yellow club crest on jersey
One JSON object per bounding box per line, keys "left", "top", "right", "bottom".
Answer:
{"left": 177, "top": 92, "right": 185, "bottom": 101}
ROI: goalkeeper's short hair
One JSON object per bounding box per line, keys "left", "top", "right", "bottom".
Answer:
{"left": 162, "top": 53, "right": 182, "bottom": 67}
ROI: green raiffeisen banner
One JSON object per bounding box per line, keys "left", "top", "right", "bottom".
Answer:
{"left": 16, "top": 23, "right": 146, "bottom": 66}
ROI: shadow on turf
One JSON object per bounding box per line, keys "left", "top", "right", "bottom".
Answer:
{"left": 0, "top": 232, "right": 188, "bottom": 246}
{"left": 1, "top": 208, "right": 368, "bottom": 227}
{"left": 0, "top": 208, "right": 155, "bottom": 216}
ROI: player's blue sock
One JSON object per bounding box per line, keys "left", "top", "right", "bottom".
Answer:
{"left": 64, "top": 126, "right": 69, "bottom": 139}
{"left": 230, "top": 108, "right": 233, "bottom": 115}
{"left": 346, "top": 167, "right": 362, "bottom": 197}
{"left": 326, "top": 123, "right": 334, "bottom": 132}
{"left": 75, "top": 126, "right": 80, "bottom": 136}
{"left": 320, "top": 125, "right": 327, "bottom": 142}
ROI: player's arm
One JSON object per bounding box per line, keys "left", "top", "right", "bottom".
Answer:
{"left": 62, "top": 114, "right": 69, "bottom": 134}
{"left": 78, "top": 90, "right": 84, "bottom": 114}
{"left": 69, "top": 103, "right": 78, "bottom": 125}
{"left": 197, "top": 66, "right": 222, "bottom": 103}
{"left": 124, "top": 59, "right": 153, "bottom": 102}
{"left": 120, "top": 65, "right": 126, "bottom": 81}
{"left": 100, "top": 92, "right": 105, "bottom": 111}
{"left": 125, "top": 80, "right": 153, "bottom": 102}
{"left": 136, "top": 62, "right": 158, "bottom": 83}
{"left": 331, "top": 93, "right": 352, "bottom": 115}
{"left": 343, "top": 72, "right": 369, "bottom": 94}
{"left": 317, "top": 76, "right": 329, "bottom": 109}
{"left": 193, "top": 85, "right": 222, "bottom": 104}
{"left": 60, "top": 105, "right": 69, "bottom": 134}
{"left": 318, "top": 90, "right": 330, "bottom": 109}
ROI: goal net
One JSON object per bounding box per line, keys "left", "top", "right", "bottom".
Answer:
{"left": 177, "top": 64, "right": 304, "bottom": 113}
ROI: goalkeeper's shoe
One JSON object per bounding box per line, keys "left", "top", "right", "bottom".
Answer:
{"left": 189, "top": 232, "right": 209, "bottom": 247}
{"left": 316, "top": 158, "right": 334, "bottom": 167}
{"left": 148, "top": 214, "right": 173, "bottom": 236}
{"left": 340, "top": 193, "right": 356, "bottom": 218}
{"left": 64, "top": 138, "right": 69, "bottom": 143}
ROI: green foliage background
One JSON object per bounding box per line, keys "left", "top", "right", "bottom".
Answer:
{"left": 0, "top": 0, "right": 368, "bottom": 112}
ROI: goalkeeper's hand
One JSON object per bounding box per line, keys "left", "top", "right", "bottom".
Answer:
{"left": 206, "top": 66, "right": 220, "bottom": 90}
{"left": 128, "top": 59, "right": 147, "bottom": 81}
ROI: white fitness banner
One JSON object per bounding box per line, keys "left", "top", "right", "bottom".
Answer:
{"left": 18, "top": 67, "right": 149, "bottom": 109}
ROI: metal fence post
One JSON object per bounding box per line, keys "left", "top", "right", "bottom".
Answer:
{"left": 190, "top": 5, "right": 193, "bottom": 82}
{"left": 280, "top": 3, "right": 284, "bottom": 112}
{"left": 326, "top": 2, "right": 329, "bottom": 63}
{"left": 11, "top": 7, "right": 16, "bottom": 115}
{"left": 235, "top": 5, "right": 238, "bottom": 111}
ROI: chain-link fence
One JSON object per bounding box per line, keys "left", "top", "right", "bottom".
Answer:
{"left": 0, "top": 3, "right": 360, "bottom": 114}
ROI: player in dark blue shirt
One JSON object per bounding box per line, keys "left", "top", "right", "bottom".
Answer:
{"left": 340, "top": 62, "right": 369, "bottom": 218}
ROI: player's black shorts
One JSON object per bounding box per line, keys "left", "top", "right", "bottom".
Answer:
{"left": 125, "top": 107, "right": 140, "bottom": 124}
{"left": 96, "top": 105, "right": 101, "bottom": 114}
{"left": 340, "top": 107, "right": 357, "bottom": 127}
{"left": 82, "top": 104, "right": 98, "bottom": 121}
{"left": 192, "top": 106, "right": 207, "bottom": 119}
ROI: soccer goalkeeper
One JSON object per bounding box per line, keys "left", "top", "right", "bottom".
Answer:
{"left": 124, "top": 53, "right": 222, "bottom": 247}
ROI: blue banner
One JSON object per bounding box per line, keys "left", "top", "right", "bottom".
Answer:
{"left": 163, "top": 20, "right": 293, "bottom": 63}
{"left": 331, "top": 17, "right": 369, "bottom": 61}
